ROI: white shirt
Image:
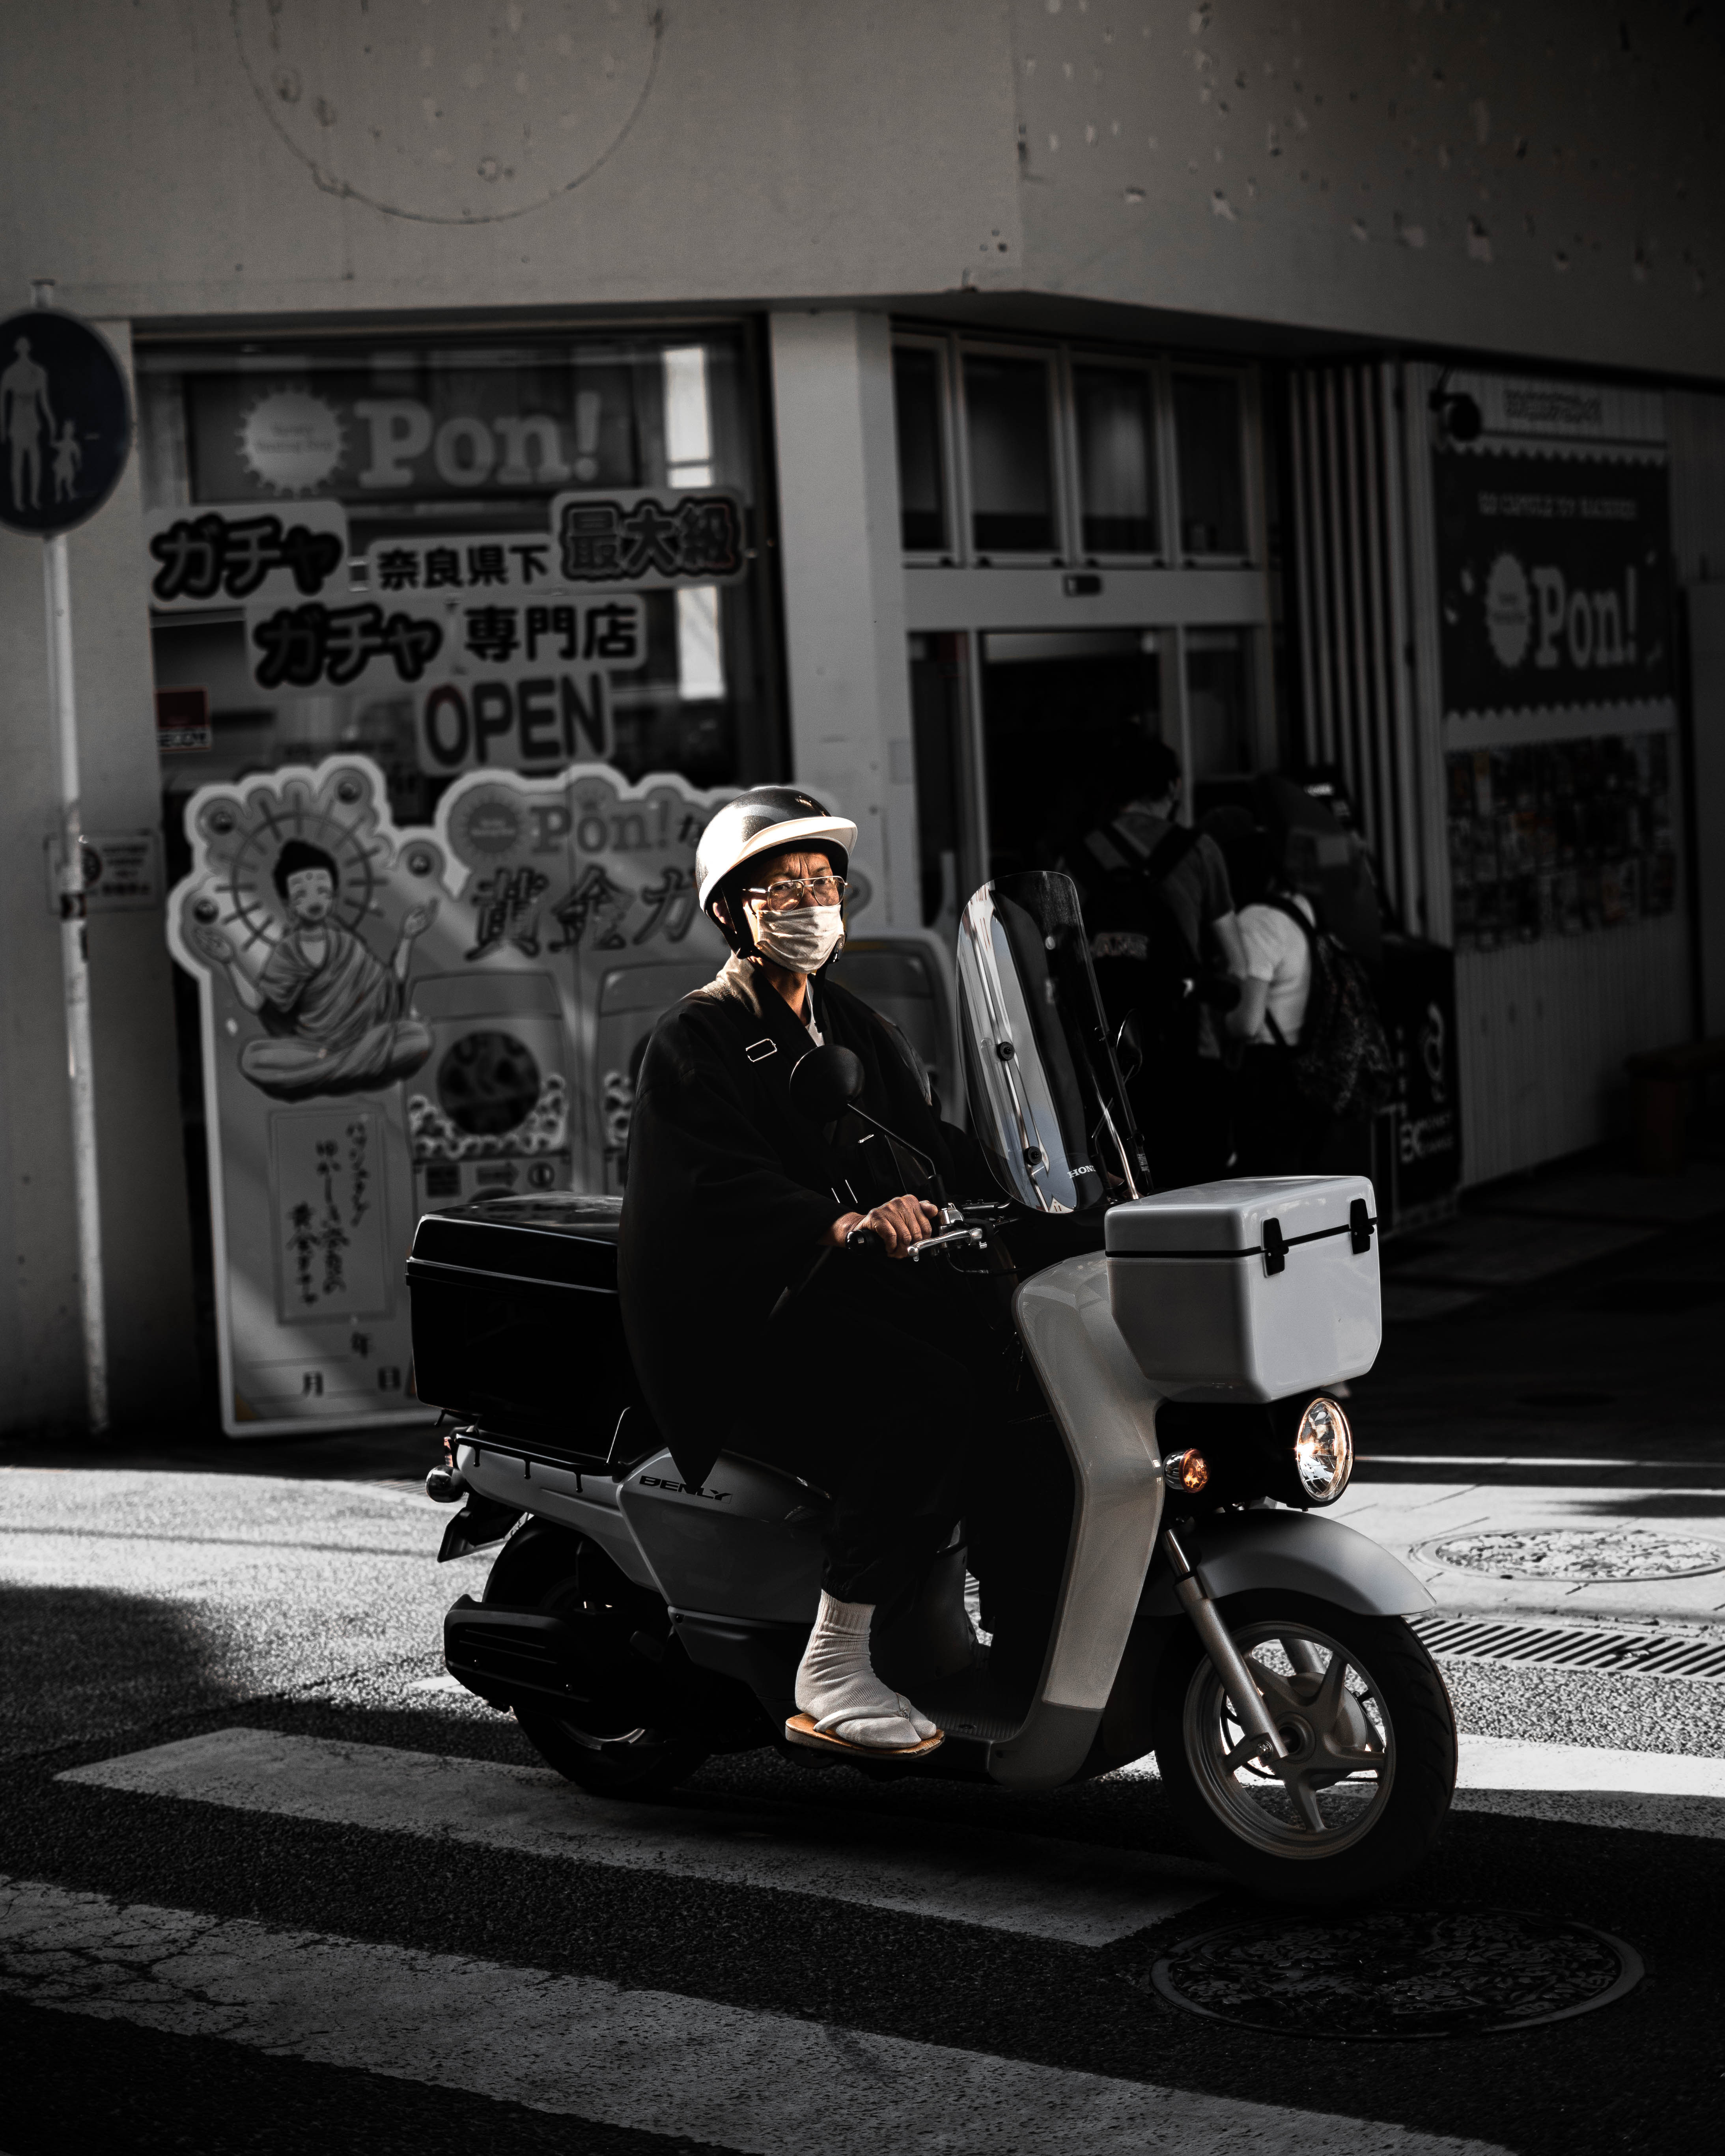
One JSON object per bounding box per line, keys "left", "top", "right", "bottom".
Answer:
{"left": 1238, "top": 894, "right": 1315, "bottom": 1045}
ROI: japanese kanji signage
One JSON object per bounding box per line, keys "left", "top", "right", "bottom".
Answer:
{"left": 271, "top": 1108, "right": 395, "bottom": 1326}
{"left": 168, "top": 754, "right": 731, "bottom": 1436}
{"left": 364, "top": 534, "right": 560, "bottom": 595}
{"left": 548, "top": 487, "right": 748, "bottom": 589}
{"left": 144, "top": 501, "right": 350, "bottom": 610}
{"left": 440, "top": 594, "right": 644, "bottom": 681}
{"left": 241, "top": 581, "right": 642, "bottom": 712}
{"left": 0, "top": 307, "right": 133, "bottom": 538}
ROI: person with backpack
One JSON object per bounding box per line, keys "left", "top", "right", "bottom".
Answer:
{"left": 1227, "top": 824, "right": 1397, "bottom": 1172}
{"left": 1226, "top": 831, "right": 1325, "bottom": 1172}
{"left": 1069, "top": 733, "right": 1245, "bottom": 1189}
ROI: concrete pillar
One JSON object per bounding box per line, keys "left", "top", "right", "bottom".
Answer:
{"left": 0, "top": 318, "right": 198, "bottom": 1437}
{"left": 767, "top": 310, "right": 916, "bottom": 930}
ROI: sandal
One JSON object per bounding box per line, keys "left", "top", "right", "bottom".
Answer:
{"left": 784, "top": 1711, "right": 945, "bottom": 1759}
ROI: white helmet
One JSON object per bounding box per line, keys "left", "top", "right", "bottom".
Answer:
{"left": 695, "top": 786, "right": 857, "bottom": 922}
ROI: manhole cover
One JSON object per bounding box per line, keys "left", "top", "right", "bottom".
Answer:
{"left": 1420, "top": 1526, "right": 1725, "bottom": 1582}
{"left": 1153, "top": 1909, "right": 1642, "bottom": 2039}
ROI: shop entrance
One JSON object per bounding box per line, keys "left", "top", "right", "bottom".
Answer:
{"left": 892, "top": 326, "right": 1278, "bottom": 944}
{"left": 907, "top": 621, "right": 1267, "bottom": 945}
{"left": 978, "top": 630, "right": 1161, "bottom": 880}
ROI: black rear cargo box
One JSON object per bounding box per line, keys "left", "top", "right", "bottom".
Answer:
{"left": 407, "top": 1194, "right": 637, "bottom": 1455}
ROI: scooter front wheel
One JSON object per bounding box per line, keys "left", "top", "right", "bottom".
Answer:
{"left": 1151, "top": 1590, "right": 1456, "bottom": 1903}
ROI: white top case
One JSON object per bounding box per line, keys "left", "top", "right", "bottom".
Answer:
{"left": 1104, "top": 1175, "right": 1381, "bottom": 1402}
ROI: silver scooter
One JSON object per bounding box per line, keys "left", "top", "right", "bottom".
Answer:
{"left": 413, "top": 870, "right": 1456, "bottom": 1902}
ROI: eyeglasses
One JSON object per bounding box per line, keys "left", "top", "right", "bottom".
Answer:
{"left": 745, "top": 874, "right": 849, "bottom": 911}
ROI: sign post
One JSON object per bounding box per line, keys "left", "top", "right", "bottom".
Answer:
{"left": 0, "top": 284, "right": 134, "bottom": 1433}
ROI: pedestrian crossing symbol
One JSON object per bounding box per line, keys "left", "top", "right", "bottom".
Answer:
{"left": 0, "top": 305, "right": 133, "bottom": 537}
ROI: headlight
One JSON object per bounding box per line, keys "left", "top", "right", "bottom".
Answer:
{"left": 1293, "top": 1396, "right": 1353, "bottom": 1504}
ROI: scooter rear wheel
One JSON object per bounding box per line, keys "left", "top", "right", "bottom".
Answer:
{"left": 484, "top": 1521, "right": 709, "bottom": 1798}
{"left": 1151, "top": 1590, "right": 1456, "bottom": 1903}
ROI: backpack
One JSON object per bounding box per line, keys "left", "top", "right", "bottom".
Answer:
{"left": 1081, "top": 820, "right": 1236, "bottom": 1053}
{"left": 1265, "top": 896, "right": 1397, "bottom": 1118}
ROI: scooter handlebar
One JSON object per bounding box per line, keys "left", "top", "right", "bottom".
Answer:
{"left": 844, "top": 1225, "right": 887, "bottom": 1255}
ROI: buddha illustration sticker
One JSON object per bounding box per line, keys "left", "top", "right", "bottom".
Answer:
{"left": 170, "top": 753, "right": 731, "bottom": 1436}
{"left": 191, "top": 837, "right": 438, "bottom": 1103}
{"left": 170, "top": 760, "right": 455, "bottom": 1431}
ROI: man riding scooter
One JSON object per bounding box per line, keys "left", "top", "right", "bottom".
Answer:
{"left": 618, "top": 789, "right": 1008, "bottom": 1760}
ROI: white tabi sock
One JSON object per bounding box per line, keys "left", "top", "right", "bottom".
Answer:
{"left": 793, "top": 1592, "right": 940, "bottom": 1749}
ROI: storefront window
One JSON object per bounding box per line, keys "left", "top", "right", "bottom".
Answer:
{"left": 137, "top": 328, "right": 779, "bottom": 836}
{"left": 1073, "top": 363, "right": 1158, "bottom": 557}
{"left": 962, "top": 353, "right": 1056, "bottom": 555}
{"left": 1185, "top": 629, "right": 1254, "bottom": 779}
{"left": 893, "top": 345, "right": 948, "bottom": 554}
{"left": 1445, "top": 735, "right": 1679, "bottom": 951}
{"left": 1173, "top": 372, "right": 1247, "bottom": 557}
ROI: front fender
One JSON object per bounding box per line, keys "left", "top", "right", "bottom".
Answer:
{"left": 1140, "top": 1508, "right": 1434, "bottom": 1619}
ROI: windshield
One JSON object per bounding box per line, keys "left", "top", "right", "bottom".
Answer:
{"left": 956, "top": 871, "right": 1151, "bottom": 1213}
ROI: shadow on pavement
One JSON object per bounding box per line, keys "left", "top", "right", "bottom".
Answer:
{"left": 0, "top": 1583, "right": 240, "bottom": 1766}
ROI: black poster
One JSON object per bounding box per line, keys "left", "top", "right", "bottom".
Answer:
{"left": 1434, "top": 450, "right": 1673, "bottom": 719}
{"left": 1378, "top": 936, "right": 1461, "bottom": 1224}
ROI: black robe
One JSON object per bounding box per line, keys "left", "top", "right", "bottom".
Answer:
{"left": 618, "top": 956, "right": 986, "bottom": 1488}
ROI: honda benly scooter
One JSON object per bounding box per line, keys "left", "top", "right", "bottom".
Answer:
{"left": 410, "top": 870, "right": 1456, "bottom": 1902}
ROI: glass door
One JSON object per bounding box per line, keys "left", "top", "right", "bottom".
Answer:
{"left": 979, "top": 630, "right": 1164, "bottom": 880}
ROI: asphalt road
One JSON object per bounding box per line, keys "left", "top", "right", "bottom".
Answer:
{"left": 1, "top": 1443, "right": 1722, "bottom": 2156}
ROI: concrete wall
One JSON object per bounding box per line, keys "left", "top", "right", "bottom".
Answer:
{"left": 2, "top": 6, "right": 1717, "bottom": 381}
{"left": 1012, "top": 0, "right": 1725, "bottom": 381}
{"left": 0, "top": 3, "right": 1023, "bottom": 321}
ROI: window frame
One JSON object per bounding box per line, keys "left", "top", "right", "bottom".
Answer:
{"left": 893, "top": 327, "right": 1260, "bottom": 580}
{"left": 891, "top": 331, "right": 961, "bottom": 566}
{"left": 1168, "top": 358, "right": 1259, "bottom": 569}
{"left": 952, "top": 337, "right": 1068, "bottom": 567}
{"left": 1059, "top": 347, "right": 1171, "bottom": 569}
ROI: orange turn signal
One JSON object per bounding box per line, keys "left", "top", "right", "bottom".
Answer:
{"left": 1163, "top": 1448, "right": 1210, "bottom": 1496}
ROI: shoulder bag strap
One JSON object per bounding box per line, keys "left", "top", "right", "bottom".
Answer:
{"left": 1141, "top": 821, "right": 1201, "bottom": 885}
{"left": 1268, "top": 892, "right": 1318, "bottom": 947}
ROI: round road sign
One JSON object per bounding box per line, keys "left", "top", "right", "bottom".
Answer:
{"left": 0, "top": 308, "right": 133, "bottom": 537}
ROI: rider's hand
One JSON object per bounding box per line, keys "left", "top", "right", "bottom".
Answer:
{"left": 828, "top": 1194, "right": 939, "bottom": 1258}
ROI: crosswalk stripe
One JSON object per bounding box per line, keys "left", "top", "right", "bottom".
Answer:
{"left": 59, "top": 1727, "right": 1216, "bottom": 1947}
{"left": 1455, "top": 1735, "right": 1725, "bottom": 1796}
{"left": 0, "top": 1874, "right": 1513, "bottom": 2156}
{"left": 1113, "top": 1734, "right": 1725, "bottom": 1839}
{"left": 1451, "top": 1736, "right": 1725, "bottom": 1841}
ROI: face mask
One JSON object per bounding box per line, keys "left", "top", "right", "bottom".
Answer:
{"left": 750, "top": 903, "right": 845, "bottom": 974}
